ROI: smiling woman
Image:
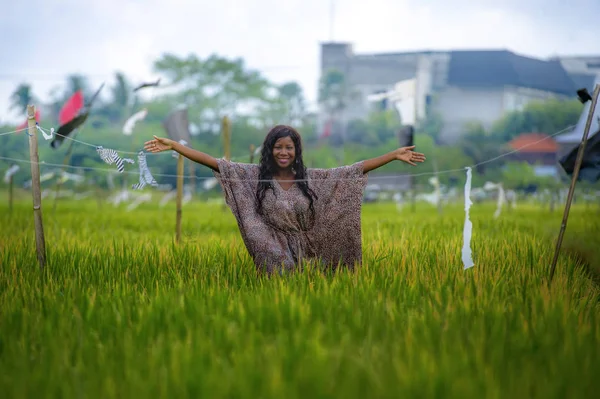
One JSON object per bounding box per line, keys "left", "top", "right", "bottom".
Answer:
{"left": 144, "top": 124, "right": 425, "bottom": 273}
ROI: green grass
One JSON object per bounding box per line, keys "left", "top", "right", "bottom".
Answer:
{"left": 1, "top": 195, "right": 599, "bottom": 398}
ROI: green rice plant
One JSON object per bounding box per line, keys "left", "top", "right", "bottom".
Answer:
{"left": 0, "top": 198, "right": 598, "bottom": 398}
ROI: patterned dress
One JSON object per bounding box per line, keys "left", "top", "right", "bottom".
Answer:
{"left": 213, "top": 159, "right": 368, "bottom": 273}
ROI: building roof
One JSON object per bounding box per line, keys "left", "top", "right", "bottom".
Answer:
{"left": 569, "top": 73, "right": 597, "bottom": 92}
{"left": 556, "top": 76, "right": 600, "bottom": 145}
{"left": 508, "top": 133, "right": 558, "bottom": 153}
{"left": 447, "top": 50, "right": 576, "bottom": 95}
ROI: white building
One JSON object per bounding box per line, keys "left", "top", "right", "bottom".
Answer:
{"left": 319, "top": 43, "right": 594, "bottom": 144}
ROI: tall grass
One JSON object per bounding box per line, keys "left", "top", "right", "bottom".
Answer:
{"left": 1, "top": 198, "right": 599, "bottom": 398}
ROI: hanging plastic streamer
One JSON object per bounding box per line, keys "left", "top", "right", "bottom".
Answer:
{"left": 483, "top": 181, "right": 506, "bottom": 219}
{"left": 57, "top": 170, "right": 85, "bottom": 185}
{"left": 36, "top": 125, "right": 54, "bottom": 140}
{"left": 494, "top": 184, "right": 506, "bottom": 219}
{"left": 203, "top": 177, "right": 219, "bottom": 191}
{"left": 172, "top": 139, "right": 188, "bottom": 159}
{"left": 159, "top": 190, "right": 177, "bottom": 207}
{"left": 3, "top": 164, "right": 20, "bottom": 183}
{"left": 132, "top": 151, "right": 158, "bottom": 190}
{"left": 122, "top": 108, "right": 148, "bottom": 135}
{"left": 96, "top": 146, "right": 134, "bottom": 173}
{"left": 23, "top": 171, "right": 56, "bottom": 189}
{"left": 462, "top": 167, "right": 475, "bottom": 270}
{"left": 183, "top": 184, "right": 192, "bottom": 205}
{"left": 506, "top": 189, "right": 517, "bottom": 209}
{"left": 126, "top": 192, "right": 152, "bottom": 211}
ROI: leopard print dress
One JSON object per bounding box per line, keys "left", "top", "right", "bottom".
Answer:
{"left": 213, "top": 159, "right": 368, "bottom": 273}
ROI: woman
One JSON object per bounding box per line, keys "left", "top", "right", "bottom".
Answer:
{"left": 144, "top": 125, "right": 425, "bottom": 273}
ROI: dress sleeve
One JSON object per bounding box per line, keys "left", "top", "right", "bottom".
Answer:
{"left": 305, "top": 161, "right": 368, "bottom": 269}
{"left": 212, "top": 159, "right": 259, "bottom": 222}
{"left": 307, "top": 161, "right": 368, "bottom": 214}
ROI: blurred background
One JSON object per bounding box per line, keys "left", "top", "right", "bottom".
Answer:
{"left": 1, "top": 0, "right": 599, "bottom": 208}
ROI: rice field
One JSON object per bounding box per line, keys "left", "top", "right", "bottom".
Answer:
{"left": 1, "top": 195, "right": 599, "bottom": 398}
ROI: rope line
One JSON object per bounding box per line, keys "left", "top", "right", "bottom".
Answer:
{"left": 0, "top": 123, "right": 576, "bottom": 182}
{"left": 0, "top": 125, "right": 575, "bottom": 182}
{"left": 0, "top": 127, "right": 29, "bottom": 136}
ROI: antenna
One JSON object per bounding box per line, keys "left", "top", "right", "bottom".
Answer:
{"left": 329, "top": 0, "right": 335, "bottom": 41}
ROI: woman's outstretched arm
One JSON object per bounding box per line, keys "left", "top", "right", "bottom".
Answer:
{"left": 362, "top": 146, "right": 426, "bottom": 174}
{"left": 144, "top": 135, "right": 219, "bottom": 172}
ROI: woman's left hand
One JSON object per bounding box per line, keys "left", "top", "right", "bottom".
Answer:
{"left": 395, "top": 146, "right": 426, "bottom": 166}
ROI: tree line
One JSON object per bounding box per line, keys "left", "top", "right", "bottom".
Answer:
{"left": 1, "top": 54, "right": 586, "bottom": 192}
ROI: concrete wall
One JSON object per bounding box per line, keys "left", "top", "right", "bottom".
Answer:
{"left": 319, "top": 43, "right": 421, "bottom": 128}
{"left": 434, "top": 85, "right": 567, "bottom": 143}
{"left": 434, "top": 86, "right": 505, "bottom": 143}
{"left": 319, "top": 43, "right": 583, "bottom": 143}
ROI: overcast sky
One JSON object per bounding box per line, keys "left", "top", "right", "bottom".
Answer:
{"left": 1, "top": 0, "right": 599, "bottom": 124}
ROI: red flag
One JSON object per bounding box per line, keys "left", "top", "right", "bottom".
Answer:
{"left": 59, "top": 90, "right": 84, "bottom": 125}
{"left": 321, "top": 119, "right": 332, "bottom": 138}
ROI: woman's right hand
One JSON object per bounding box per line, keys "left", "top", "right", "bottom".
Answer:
{"left": 144, "top": 135, "right": 174, "bottom": 153}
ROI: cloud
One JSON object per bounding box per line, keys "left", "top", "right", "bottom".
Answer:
{"left": 0, "top": 0, "right": 598, "bottom": 124}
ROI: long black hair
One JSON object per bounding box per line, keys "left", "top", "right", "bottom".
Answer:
{"left": 255, "top": 125, "right": 318, "bottom": 217}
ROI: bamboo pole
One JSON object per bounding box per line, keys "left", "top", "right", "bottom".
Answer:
{"left": 433, "top": 157, "right": 442, "bottom": 216}
{"left": 27, "top": 105, "right": 47, "bottom": 271}
{"left": 221, "top": 116, "right": 231, "bottom": 211}
{"left": 8, "top": 174, "right": 13, "bottom": 213}
{"left": 549, "top": 84, "right": 600, "bottom": 282}
{"left": 189, "top": 160, "right": 195, "bottom": 194}
{"left": 52, "top": 131, "right": 81, "bottom": 211}
{"left": 222, "top": 116, "right": 231, "bottom": 160}
{"left": 175, "top": 154, "right": 184, "bottom": 244}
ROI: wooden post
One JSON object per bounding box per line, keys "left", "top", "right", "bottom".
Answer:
{"left": 249, "top": 144, "right": 256, "bottom": 164}
{"left": 175, "top": 154, "right": 184, "bottom": 243}
{"left": 549, "top": 84, "right": 600, "bottom": 282}
{"left": 221, "top": 116, "right": 231, "bottom": 211}
{"left": 27, "top": 105, "right": 46, "bottom": 270}
{"left": 189, "top": 160, "right": 195, "bottom": 194}
{"left": 52, "top": 133, "right": 79, "bottom": 211}
{"left": 8, "top": 174, "right": 13, "bottom": 213}
{"left": 222, "top": 116, "right": 231, "bottom": 160}
{"left": 433, "top": 158, "right": 442, "bottom": 216}
{"left": 410, "top": 184, "right": 416, "bottom": 213}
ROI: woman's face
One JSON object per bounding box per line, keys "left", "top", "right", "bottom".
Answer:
{"left": 272, "top": 136, "right": 296, "bottom": 170}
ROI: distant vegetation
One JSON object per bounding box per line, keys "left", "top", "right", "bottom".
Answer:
{"left": 1, "top": 55, "right": 584, "bottom": 191}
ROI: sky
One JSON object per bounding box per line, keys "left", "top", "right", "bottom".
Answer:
{"left": 1, "top": 0, "right": 599, "bottom": 125}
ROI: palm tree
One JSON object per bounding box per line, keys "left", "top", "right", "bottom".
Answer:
{"left": 111, "top": 72, "right": 130, "bottom": 109}
{"left": 65, "top": 74, "right": 90, "bottom": 98}
{"left": 318, "top": 68, "right": 355, "bottom": 143}
{"left": 278, "top": 81, "right": 305, "bottom": 124}
{"left": 458, "top": 121, "right": 507, "bottom": 175}
{"left": 98, "top": 71, "right": 132, "bottom": 123}
{"left": 9, "top": 83, "right": 34, "bottom": 115}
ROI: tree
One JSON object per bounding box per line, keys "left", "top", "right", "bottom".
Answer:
{"left": 9, "top": 83, "right": 34, "bottom": 116}
{"left": 318, "top": 68, "right": 358, "bottom": 143}
{"left": 65, "top": 74, "right": 91, "bottom": 99}
{"left": 346, "top": 109, "right": 402, "bottom": 145}
{"left": 44, "top": 74, "right": 95, "bottom": 122}
{"left": 490, "top": 98, "right": 583, "bottom": 140}
{"left": 277, "top": 81, "right": 306, "bottom": 125}
{"left": 252, "top": 81, "right": 306, "bottom": 130}
{"left": 111, "top": 72, "right": 131, "bottom": 110}
{"left": 417, "top": 110, "right": 443, "bottom": 142}
{"left": 153, "top": 53, "right": 273, "bottom": 130}
{"left": 457, "top": 121, "right": 507, "bottom": 175}
{"left": 96, "top": 71, "right": 133, "bottom": 123}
